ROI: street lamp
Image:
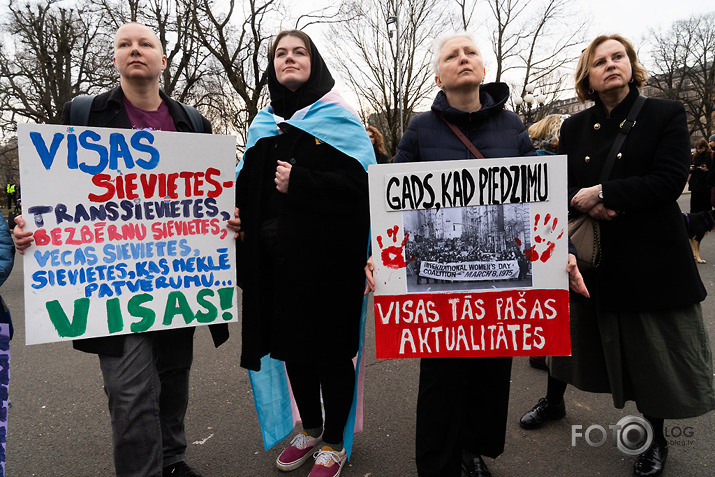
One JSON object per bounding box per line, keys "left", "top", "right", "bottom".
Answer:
{"left": 386, "top": 15, "right": 403, "bottom": 137}
{"left": 514, "top": 83, "right": 546, "bottom": 127}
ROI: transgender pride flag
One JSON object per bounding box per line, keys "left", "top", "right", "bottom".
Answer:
{"left": 238, "top": 89, "right": 375, "bottom": 459}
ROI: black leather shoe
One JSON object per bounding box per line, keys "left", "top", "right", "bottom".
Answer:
{"left": 634, "top": 441, "right": 668, "bottom": 477}
{"left": 519, "top": 397, "right": 566, "bottom": 429}
{"left": 462, "top": 452, "right": 492, "bottom": 477}
{"left": 528, "top": 356, "right": 548, "bottom": 371}
{"left": 163, "top": 461, "right": 203, "bottom": 477}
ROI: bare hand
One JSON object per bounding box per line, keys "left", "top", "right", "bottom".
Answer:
{"left": 13, "top": 215, "right": 34, "bottom": 254}
{"left": 587, "top": 203, "right": 618, "bottom": 221}
{"left": 567, "top": 253, "right": 589, "bottom": 298}
{"left": 227, "top": 207, "right": 241, "bottom": 239}
{"left": 570, "top": 185, "right": 601, "bottom": 213}
{"left": 364, "top": 256, "right": 375, "bottom": 295}
{"left": 275, "top": 160, "right": 292, "bottom": 193}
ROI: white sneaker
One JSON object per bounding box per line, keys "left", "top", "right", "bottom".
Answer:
{"left": 308, "top": 446, "right": 347, "bottom": 477}
{"left": 276, "top": 432, "right": 323, "bottom": 471}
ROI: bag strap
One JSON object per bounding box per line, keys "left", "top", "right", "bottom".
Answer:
{"left": 70, "top": 95, "right": 203, "bottom": 133}
{"left": 599, "top": 94, "right": 646, "bottom": 183}
{"left": 436, "top": 111, "right": 485, "bottom": 159}
{"left": 70, "top": 95, "right": 96, "bottom": 126}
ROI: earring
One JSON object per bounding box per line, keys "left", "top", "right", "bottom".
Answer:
{"left": 588, "top": 88, "right": 595, "bottom": 95}
{"left": 629, "top": 77, "right": 634, "bottom": 83}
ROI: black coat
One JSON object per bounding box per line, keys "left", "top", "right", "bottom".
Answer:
{"left": 395, "top": 84, "right": 534, "bottom": 162}
{"left": 237, "top": 37, "right": 370, "bottom": 371}
{"left": 375, "top": 152, "right": 390, "bottom": 164}
{"left": 561, "top": 85, "right": 706, "bottom": 311}
{"left": 689, "top": 151, "right": 712, "bottom": 191}
{"left": 395, "top": 82, "right": 532, "bottom": 463}
{"left": 62, "top": 86, "right": 229, "bottom": 356}
{"left": 236, "top": 127, "right": 370, "bottom": 371}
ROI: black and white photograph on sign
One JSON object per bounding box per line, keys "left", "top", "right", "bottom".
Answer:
{"left": 403, "top": 203, "right": 532, "bottom": 293}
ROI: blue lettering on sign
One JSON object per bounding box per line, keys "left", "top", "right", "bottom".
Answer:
{"left": 78, "top": 130, "right": 109, "bottom": 174}
{"left": 30, "top": 132, "right": 64, "bottom": 170}
{"left": 131, "top": 130, "right": 160, "bottom": 169}
{"left": 29, "top": 129, "right": 160, "bottom": 174}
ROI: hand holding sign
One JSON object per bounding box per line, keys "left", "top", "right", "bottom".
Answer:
{"left": 12, "top": 216, "right": 33, "bottom": 254}
{"left": 364, "top": 256, "right": 375, "bottom": 295}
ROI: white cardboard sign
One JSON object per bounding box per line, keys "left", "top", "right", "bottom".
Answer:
{"left": 18, "top": 123, "right": 238, "bottom": 345}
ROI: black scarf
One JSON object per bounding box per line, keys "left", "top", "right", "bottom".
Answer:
{"left": 267, "top": 35, "right": 335, "bottom": 119}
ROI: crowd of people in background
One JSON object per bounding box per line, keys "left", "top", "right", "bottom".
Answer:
{"left": 406, "top": 237, "right": 526, "bottom": 287}
{"left": 527, "top": 114, "right": 567, "bottom": 155}
{"left": 406, "top": 236, "right": 517, "bottom": 264}
{"left": 366, "top": 125, "right": 390, "bottom": 164}
{"left": 689, "top": 136, "right": 715, "bottom": 212}
{"left": 3, "top": 18, "right": 714, "bottom": 477}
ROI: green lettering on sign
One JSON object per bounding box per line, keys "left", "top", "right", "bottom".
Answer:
{"left": 163, "top": 291, "right": 195, "bottom": 325}
{"left": 129, "top": 294, "right": 156, "bottom": 333}
{"left": 46, "top": 298, "right": 90, "bottom": 338}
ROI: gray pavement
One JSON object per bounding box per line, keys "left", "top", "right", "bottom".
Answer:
{"left": 3, "top": 194, "right": 714, "bottom": 476}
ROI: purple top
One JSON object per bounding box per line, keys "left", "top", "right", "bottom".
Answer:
{"left": 123, "top": 97, "right": 176, "bottom": 131}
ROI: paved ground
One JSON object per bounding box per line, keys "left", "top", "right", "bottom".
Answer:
{"left": 2, "top": 195, "right": 714, "bottom": 476}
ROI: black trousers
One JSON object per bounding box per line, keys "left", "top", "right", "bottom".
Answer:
{"left": 285, "top": 357, "right": 355, "bottom": 445}
{"left": 690, "top": 188, "right": 712, "bottom": 213}
{"left": 416, "top": 356, "right": 512, "bottom": 477}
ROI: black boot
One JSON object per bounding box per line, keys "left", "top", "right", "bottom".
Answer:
{"left": 519, "top": 397, "right": 566, "bottom": 429}
{"left": 634, "top": 441, "right": 668, "bottom": 477}
{"left": 528, "top": 356, "right": 548, "bottom": 371}
{"left": 163, "top": 461, "right": 203, "bottom": 477}
{"left": 462, "top": 451, "right": 492, "bottom": 477}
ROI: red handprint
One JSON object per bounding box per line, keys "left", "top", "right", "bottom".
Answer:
{"left": 377, "top": 225, "right": 416, "bottom": 269}
{"left": 514, "top": 213, "right": 564, "bottom": 263}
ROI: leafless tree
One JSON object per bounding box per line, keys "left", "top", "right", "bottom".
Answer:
{"left": 94, "top": 0, "right": 218, "bottom": 114}
{"left": 453, "top": 0, "right": 477, "bottom": 31}
{"left": 646, "top": 12, "right": 715, "bottom": 139}
{"left": 479, "top": 0, "right": 587, "bottom": 121}
{"left": 0, "top": 0, "right": 114, "bottom": 135}
{"left": 187, "top": 0, "right": 285, "bottom": 147}
{"left": 645, "top": 22, "right": 694, "bottom": 102}
{"left": 327, "top": 0, "right": 450, "bottom": 156}
{"left": 0, "top": 0, "right": 234, "bottom": 175}
{"left": 0, "top": 138, "right": 19, "bottom": 190}
{"left": 294, "top": 4, "right": 359, "bottom": 30}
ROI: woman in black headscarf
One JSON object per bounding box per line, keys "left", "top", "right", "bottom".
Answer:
{"left": 233, "top": 30, "right": 374, "bottom": 477}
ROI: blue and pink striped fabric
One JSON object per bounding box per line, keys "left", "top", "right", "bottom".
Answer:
{"left": 239, "top": 89, "right": 374, "bottom": 459}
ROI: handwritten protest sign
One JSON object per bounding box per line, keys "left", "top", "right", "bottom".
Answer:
{"left": 17, "top": 123, "right": 238, "bottom": 345}
{"left": 368, "top": 156, "right": 570, "bottom": 359}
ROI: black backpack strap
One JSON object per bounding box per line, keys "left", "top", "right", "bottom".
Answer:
{"left": 69, "top": 95, "right": 96, "bottom": 126}
{"left": 599, "top": 94, "right": 647, "bottom": 183}
{"left": 72, "top": 95, "right": 203, "bottom": 132}
{"left": 179, "top": 102, "right": 204, "bottom": 133}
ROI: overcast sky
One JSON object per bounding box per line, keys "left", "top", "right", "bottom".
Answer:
{"left": 583, "top": 0, "right": 712, "bottom": 39}
{"left": 292, "top": 0, "right": 714, "bottom": 103}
